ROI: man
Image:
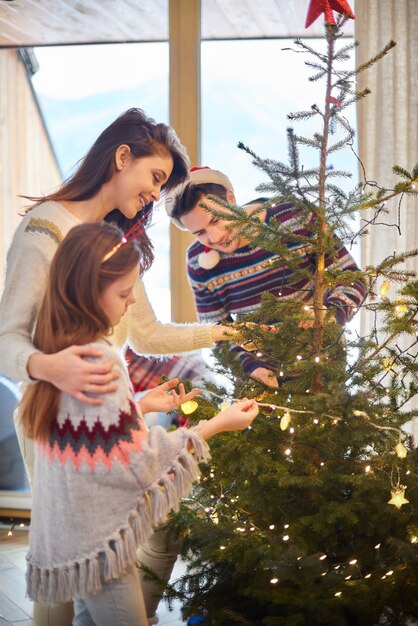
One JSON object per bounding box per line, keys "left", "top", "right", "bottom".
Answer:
{"left": 166, "top": 166, "right": 366, "bottom": 386}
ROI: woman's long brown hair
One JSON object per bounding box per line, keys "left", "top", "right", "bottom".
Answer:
{"left": 19, "top": 222, "right": 141, "bottom": 441}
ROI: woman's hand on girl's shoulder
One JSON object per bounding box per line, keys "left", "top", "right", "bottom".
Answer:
{"left": 27, "top": 344, "right": 120, "bottom": 405}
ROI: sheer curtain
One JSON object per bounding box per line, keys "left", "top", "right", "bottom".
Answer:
{"left": 356, "top": 0, "right": 418, "bottom": 434}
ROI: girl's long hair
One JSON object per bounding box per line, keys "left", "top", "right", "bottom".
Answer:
{"left": 19, "top": 222, "right": 141, "bottom": 441}
{"left": 24, "top": 107, "right": 190, "bottom": 247}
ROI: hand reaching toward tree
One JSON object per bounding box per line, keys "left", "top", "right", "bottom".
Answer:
{"left": 138, "top": 378, "right": 202, "bottom": 415}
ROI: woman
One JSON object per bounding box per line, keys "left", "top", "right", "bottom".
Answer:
{"left": 0, "top": 107, "right": 234, "bottom": 625}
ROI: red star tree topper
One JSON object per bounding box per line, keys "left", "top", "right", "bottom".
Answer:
{"left": 305, "top": 0, "right": 355, "bottom": 28}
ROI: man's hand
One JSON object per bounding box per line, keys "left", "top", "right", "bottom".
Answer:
{"left": 138, "top": 378, "right": 202, "bottom": 414}
{"left": 251, "top": 367, "right": 279, "bottom": 388}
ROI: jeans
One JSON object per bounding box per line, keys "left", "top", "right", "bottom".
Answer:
{"left": 73, "top": 563, "right": 147, "bottom": 626}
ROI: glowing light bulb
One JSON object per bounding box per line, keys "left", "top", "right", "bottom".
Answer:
{"left": 181, "top": 400, "right": 198, "bottom": 415}
{"left": 280, "top": 411, "right": 291, "bottom": 431}
{"left": 380, "top": 280, "right": 390, "bottom": 296}
{"left": 395, "top": 302, "right": 408, "bottom": 316}
{"left": 395, "top": 442, "right": 407, "bottom": 458}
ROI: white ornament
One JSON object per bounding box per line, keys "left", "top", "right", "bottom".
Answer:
{"left": 198, "top": 248, "right": 221, "bottom": 269}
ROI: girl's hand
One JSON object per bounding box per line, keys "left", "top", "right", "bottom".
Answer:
{"left": 197, "top": 398, "right": 259, "bottom": 440}
{"left": 27, "top": 345, "right": 119, "bottom": 406}
{"left": 215, "top": 398, "right": 259, "bottom": 431}
{"left": 138, "top": 378, "right": 202, "bottom": 415}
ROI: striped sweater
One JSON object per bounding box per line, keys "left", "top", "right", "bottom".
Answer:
{"left": 26, "top": 339, "right": 210, "bottom": 605}
{"left": 186, "top": 201, "right": 366, "bottom": 375}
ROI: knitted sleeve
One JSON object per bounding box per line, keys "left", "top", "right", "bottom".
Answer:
{"left": 0, "top": 238, "right": 49, "bottom": 382}
{"left": 276, "top": 205, "right": 366, "bottom": 325}
{"left": 112, "top": 278, "right": 215, "bottom": 354}
{"left": 186, "top": 258, "right": 274, "bottom": 376}
{"left": 323, "top": 233, "right": 366, "bottom": 325}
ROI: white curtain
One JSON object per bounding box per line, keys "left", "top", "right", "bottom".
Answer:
{"left": 356, "top": 0, "right": 418, "bottom": 436}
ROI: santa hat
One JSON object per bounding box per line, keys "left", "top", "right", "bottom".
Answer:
{"left": 165, "top": 166, "right": 234, "bottom": 230}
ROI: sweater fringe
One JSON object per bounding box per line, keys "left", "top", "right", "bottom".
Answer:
{"left": 26, "top": 431, "right": 210, "bottom": 605}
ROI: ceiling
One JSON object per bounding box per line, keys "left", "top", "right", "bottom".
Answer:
{"left": 0, "top": 0, "right": 354, "bottom": 48}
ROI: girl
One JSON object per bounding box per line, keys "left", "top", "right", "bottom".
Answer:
{"left": 22, "top": 221, "right": 258, "bottom": 626}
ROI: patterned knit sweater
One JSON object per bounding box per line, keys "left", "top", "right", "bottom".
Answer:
{"left": 0, "top": 200, "right": 214, "bottom": 385}
{"left": 186, "top": 201, "right": 366, "bottom": 375}
{"left": 26, "top": 339, "right": 210, "bottom": 605}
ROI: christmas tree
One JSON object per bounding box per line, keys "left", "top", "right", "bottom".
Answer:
{"left": 163, "top": 4, "right": 418, "bottom": 625}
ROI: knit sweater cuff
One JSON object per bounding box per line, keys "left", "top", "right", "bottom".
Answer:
{"left": 193, "top": 324, "right": 216, "bottom": 348}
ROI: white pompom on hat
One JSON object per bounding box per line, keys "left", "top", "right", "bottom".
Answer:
{"left": 165, "top": 166, "right": 234, "bottom": 231}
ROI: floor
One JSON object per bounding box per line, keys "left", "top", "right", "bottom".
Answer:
{"left": 0, "top": 518, "right": 187, "bottom": 625}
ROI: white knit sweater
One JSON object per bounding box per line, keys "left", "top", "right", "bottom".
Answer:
{"left": 26, "top": 339, "right": 210, "bottom": 604}
{"left": 0, "top": 200, "right": 214, "bottom": 383}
